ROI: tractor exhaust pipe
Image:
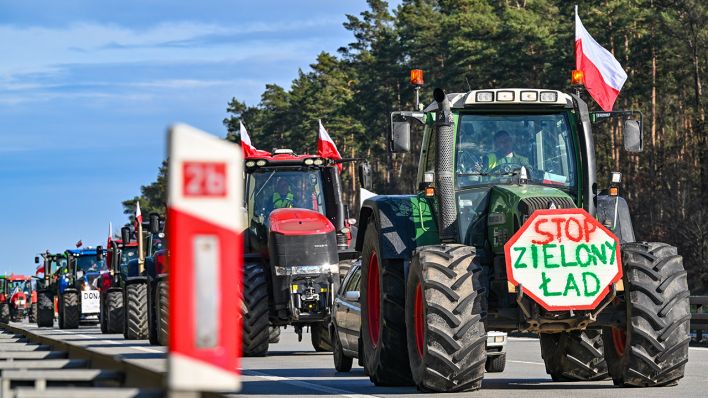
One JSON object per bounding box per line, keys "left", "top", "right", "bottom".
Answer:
{"left": 433, "top": 88, "right": 457, "bottom": 242}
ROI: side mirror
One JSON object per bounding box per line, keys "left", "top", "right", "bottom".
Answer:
{"left": 34, "top": 256, "right": 39, "bottom": 264}
{"left": 96, "top": 246, "right": 104, "bottom": 261}
{"left": 149, "top": 213, "right": 161, "bottom": 234}
{"left": 121, "top": 227, "right": 131, "bottom": 244}
{"left": 358, "top": 162, "right": 373, "bottom": 190}
{"left": 623, "top": 119, "right": 643, "bottom": 152}
{"left": 391, "top": 121, "right": 411, "bottom": 153}
{"left": 344, "top": 290, "right": 360, "bottom": 302}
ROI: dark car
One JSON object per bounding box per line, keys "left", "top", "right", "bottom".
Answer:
{"left": 331, "top": 260, "right": 362, "bottom": 372}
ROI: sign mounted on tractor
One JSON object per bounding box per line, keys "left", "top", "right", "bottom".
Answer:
{"left": 504, "top": 208, "right": 622, "bottom": 311}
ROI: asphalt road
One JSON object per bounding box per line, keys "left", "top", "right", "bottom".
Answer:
{"left": 8, "top": 321, "right": 708, "bottom": 397}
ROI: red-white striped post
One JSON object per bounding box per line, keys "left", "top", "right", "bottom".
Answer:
{"left": 167, "top": 124, "right": 243, "bottom": 394}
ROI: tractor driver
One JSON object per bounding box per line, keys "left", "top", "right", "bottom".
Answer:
{"left": 484, "top": 130, "right": 530, "bottom": 171}
{"left": 272, "top": 177, "right": 295, "bottom": 209}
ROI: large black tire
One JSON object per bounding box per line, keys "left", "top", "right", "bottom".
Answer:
{"left": 106, "top": 290, "right": 124, "bottom": 334}
{"left": 269, "top": 325, "right": 280, "bottom": 344}
{"left": 242, "top": 263, "right": 269, "bottom": 357}
{"left": 360, "top": 224, "right": 413, "bottom": 386}
{"left": 37, "top": 291, "right": 54, "bottom": 327}
{"left": 486, "top": 353, "right": 506, "bottom": 373}
{"left": 0, "top": 303, "right": 9, "bottom": 324}
{"left": 311, "top": 323, "right": 332, "bottom": 352}
{"left": 29, "top": 302, "right": 38, "bottom": 324}
{"left": 602, "top": 242, "right": 690, "bottom": 387}
{"left": 333, "top": 326, "right": 353, "bottom": 372}
{"left": 156, "top": 280, "right": 168, "bottom": 346}
{"left": 148, "top": 282, "right": 159, "bottom": 345}
{"left": 100, "top": 294, "right": 108, "bottom": 333}
{"left": 405, "top": 244, "right": 487, "bottom": 392}
{"left": 124, "top": 283, "right": 148, "bottom": 340}
{"left": 539, "top": 330, "right": 609, "bottom": 381}
{"left": 61, "top": 292, "right": 80, "bottom": 329}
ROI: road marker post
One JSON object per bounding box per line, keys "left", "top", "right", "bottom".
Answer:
{"left": 167, "top": 124, "right": 243, "bottom": 396}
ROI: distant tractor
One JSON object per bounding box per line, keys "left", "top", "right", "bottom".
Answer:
{"left": 0, "top": 277, "right": 11, "bottom": 323}
{"left": 3, "top": 275, "right": 31, "bottom": 322}
{"left": 98, "top": 238, "right": 138, "bottom": 334}
{"left": 50, "top": 248, "right": 105, "bottom": 329}
{"left": 34, "top": 252, "right": 66, "bottom": 327}
{"left": 120, "top": 213, "right": 165, "bottom": 341}
{"left": 355, "top": 82, "right": 690, "bottom": 391}
{"left": 242, "top": 149, "right": 364, "bottom": 356}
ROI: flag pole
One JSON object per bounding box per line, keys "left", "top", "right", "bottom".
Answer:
{"left": 574, "top": 4, "right": 582, "bottom": 99}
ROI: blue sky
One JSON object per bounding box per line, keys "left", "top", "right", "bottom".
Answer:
{"left": 0, "top": 0, "right": 376, "bottom": 275}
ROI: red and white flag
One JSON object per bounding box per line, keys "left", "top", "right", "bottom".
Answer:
{"left": 575, "top": 6, "right": 627, "bottom": 111}
{"left": 136, "top": 201, "right": 143, "bottom": 224}
{"left": 239, "top": 121, "right": 270, "bottom": 158}
{"left": 75, "top": 240, "right": 83, "bottom": 248}
{"left": 317, "top": 119, "right": 342, "bottom": 172}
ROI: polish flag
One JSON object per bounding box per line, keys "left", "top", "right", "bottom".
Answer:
{"left": 317, "top": 120, "right": 342, "bottom": 172}
{"left": 575, "top": 6, "right": 627, "bottom": 111}
{"left": 136, "top": 201, "right": 143, "bottom": 224}
{"left": 240, "top": 121, "right": 271, "bottom": 158}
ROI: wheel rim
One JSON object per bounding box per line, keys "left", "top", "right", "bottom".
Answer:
{"left": 611, "top": 327, "right": 627, "bottom": 356}
{"left": 367, "top": 250, "right": 380, "bottom": 347}
{"left": 415, "top": 282, "right": 424, "bottom": 358}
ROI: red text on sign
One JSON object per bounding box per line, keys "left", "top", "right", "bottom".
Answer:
{"left": 183, "top": 162, "right": 227, "bottom": 197}
{"left": 531, "top": 215, "right": 598, "bottom": 245}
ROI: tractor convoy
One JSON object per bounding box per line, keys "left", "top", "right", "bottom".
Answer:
{"left": 7, "top": 72, "right": 690, "bottom": 394}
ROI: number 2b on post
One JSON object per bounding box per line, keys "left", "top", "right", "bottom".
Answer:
{"left": 183, "top": 161, "right": 227, "bottom": 197}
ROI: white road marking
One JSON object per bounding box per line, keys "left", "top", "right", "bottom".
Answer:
{"left": 509, "top": 360, "right": 545, "bottom": 366}
{"left": 131, "top": 346, "right": 164, "bottom": 354}
{"left": 689, "top": 346, "right": 708, "bottom": 351}
{"left": 242, "top": 369, "right": 378, "bottom": 398}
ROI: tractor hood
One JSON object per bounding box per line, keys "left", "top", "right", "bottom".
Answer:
{"left": 487, "top": 185, "right": 576, "bottom": 253}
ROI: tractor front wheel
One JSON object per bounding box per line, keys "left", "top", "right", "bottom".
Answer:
{"left": 539, "top": 330, "right": 608, "bottom": 381}
{"left": 156, "top": 279, "right": 168, "bottom": 346}
{"left": 37, "top": 291, "right": 54, "bottom": 327}
{"left": 106, "top": 290, "right": 124, "bottom": 334}
{"left": 124, "top": 283, "right": 148, "bottom": 340}
{"left": 242, "top": 263, "right": 269, "bottom": 357}
{"left": 602, "top": 242, "right": 690, "bottom": 387}
{"left": 100, "top": 294, "right": 108, "bottom": 333}
{"left": 61, "top": 292, "right": 80, "bottom": 329}
{"left": 269, "top": 325, "right": 280, "bottom": 344}
{"left": 360, "top": 224, "right": 412, "bottom": 386}
{"left": 29, "top": 302, "right": 38, "bottom": 324}
{"left": 405, "top": 244, "right": 487, "bottom": 392}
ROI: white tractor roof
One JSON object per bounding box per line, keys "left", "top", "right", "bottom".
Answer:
{"left": 423, "top": 89, "right": 573, "bottom": 112}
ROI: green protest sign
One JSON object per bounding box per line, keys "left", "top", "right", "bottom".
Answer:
{"left": 504, "top": 208, "right": 622, "bottom": 311}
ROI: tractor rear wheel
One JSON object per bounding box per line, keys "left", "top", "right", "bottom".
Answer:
{"left": 0, "top": 303, "right": 9, "bottom": 324}
{"left": 242, "top": 263, "right": 269, "bottom": 357}
{"left": 311, "top": 323, "right": 332, "bottom": 352}
{"left": 106, "top": 290, "right": 124, "bottom": 334}
{"left": 602, "top": 242, "right": 690, "bottom": 387}
{"left": 360, "top": 224, "right": 412, "bottom": 386}
{"left": 156, "top": 280, "right": 168, "bottom": 346}
{"left": 124, "top": 283, "right": 148, "bottom": 340}
{"left": 37, "top": 291, "right": 54, "bottom": 327}
{"left": 100, "top": 294, "right": 108, "bottom": 333}
{"left": 61, "top": 292, "right": 80, "bottom": 329}
{"left": 405, "top": 244, "right": 487, "bottom": 392}
{"left": 539, "top": 330, "right": 609, "bottom": 381}
{"left": 268, "top": 325, "right": 280, "bottom": 344}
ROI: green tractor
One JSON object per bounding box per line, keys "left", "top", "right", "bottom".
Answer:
{"left": 355, "top": 86, "right": 690, "bottom": 392}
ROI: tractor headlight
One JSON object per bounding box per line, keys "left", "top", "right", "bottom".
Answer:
{"left": 304, "top": 159, "right": 314, "bottom": 165}
{"left": 313, "top": 159, "right": 324, "bottom": 165}
{"left": 476, "top": 91, "right": 494, "bottom": 102}
{"left": 256, "top": 160, "right": 267, "bottom": 167}
{"left": 540, "top": 91, "right": 558, "bottom": 102}
{"left": 275, "top": 264, "right": 337, "bottom": 276}
{"left": 245, "top": 160, "right": 256, "bottom": 167}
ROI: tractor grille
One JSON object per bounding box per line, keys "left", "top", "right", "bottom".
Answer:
{"left": 517, "top": 196, "right": 576, "bottom": 217}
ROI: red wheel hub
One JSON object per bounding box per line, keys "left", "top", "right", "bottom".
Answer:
{"left": 367, "top": 251, "right": 381, "bottom": 347}
{"left": 611, "top": 327, "right": 627, "bottom": 356}
{"left": 414, "top": 282, "right": 424, "bottom": 358}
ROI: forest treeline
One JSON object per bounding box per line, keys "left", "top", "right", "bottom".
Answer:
{"left": 123, "top": 0, "right": 706, "bottom": 292}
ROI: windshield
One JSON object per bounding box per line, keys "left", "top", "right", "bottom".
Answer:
{"left": 245, "top": 168, "right": 325, "bottom": 224}
{"left": 75, "top": 255, "right": 107, "bottom": 273}
{"left": 121, "top": 246, "right": 138, "bottom": 265}
{"left": 455, "top": 113, "right": 577, "bottom": 189}
{"left": 10, "top": 281, "right": 29, "bottom": 294}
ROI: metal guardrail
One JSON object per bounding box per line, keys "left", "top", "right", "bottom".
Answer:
{"left": 690, "top": 296, "right": 708, "bottom": 343}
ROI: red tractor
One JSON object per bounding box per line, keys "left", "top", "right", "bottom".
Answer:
{"left": 98, "top": 238, "right": 139, "bottom": 334}
{"left": 1, "top": 275, "right": 31, "bottom": 322}
{"left": 242, "top": 149, "right": 367, "bottom": 356}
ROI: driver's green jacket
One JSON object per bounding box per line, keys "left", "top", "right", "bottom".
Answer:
{"left": 485, "top": 152, "right": 530, "bottom": 169}
{"left": 272, "top": 192, "right": 294, "bottom": 209}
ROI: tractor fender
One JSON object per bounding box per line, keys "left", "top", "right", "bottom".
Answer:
{"left": 596, "top": 194, "right": 635, "bottom": 243}
{"left": 355, "top": 195, "right": 439, "bottom": 261}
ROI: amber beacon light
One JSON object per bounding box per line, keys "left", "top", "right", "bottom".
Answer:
{"left": 571, "top": 69, "right": 585, "bottom": 86}
{"left": 410, "top": 69, "right": 424, "bottom": 86}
